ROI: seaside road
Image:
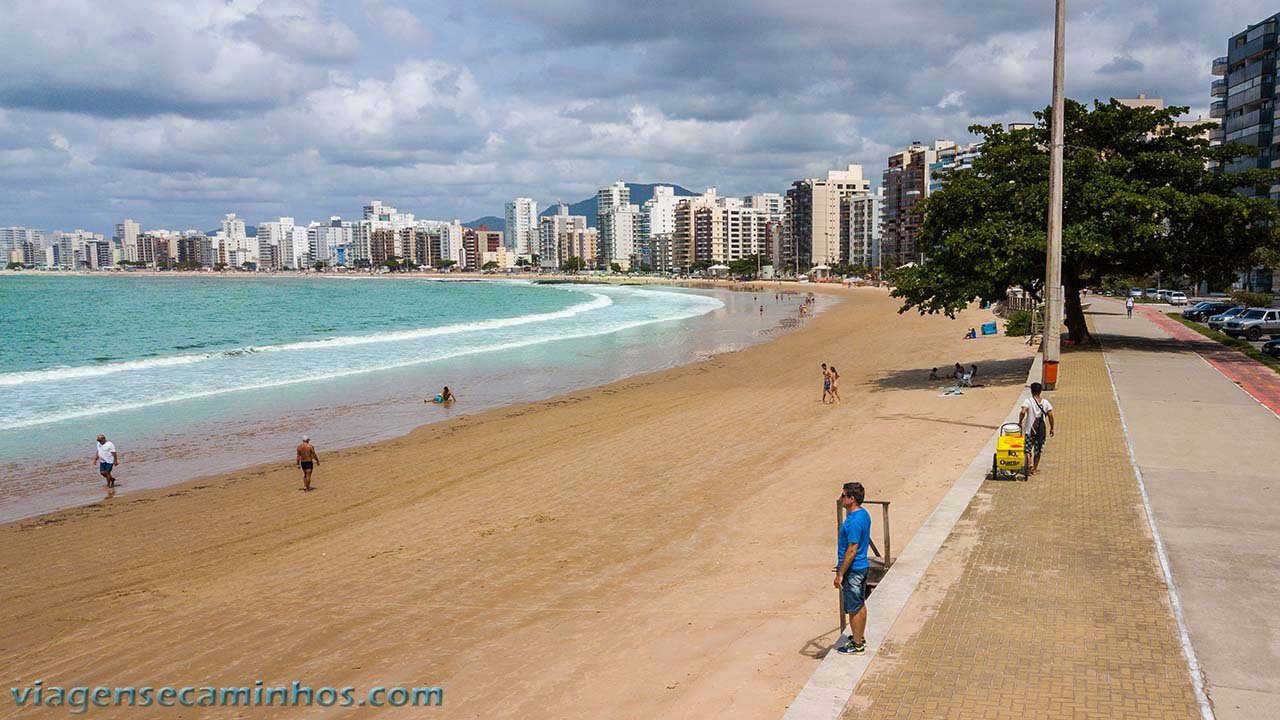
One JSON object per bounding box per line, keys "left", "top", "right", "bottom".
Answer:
{"left": 840, "top": 335, "right": 1201, "bottom": 719}
{"left": 1094, "top": 300, "right": 1280, "bottom": 719}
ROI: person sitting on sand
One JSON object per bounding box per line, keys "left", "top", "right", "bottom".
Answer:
{"left": 929, "top": 367, "right": 939, "bottom": 381}
{"left": 964, "top": 328, "right": 977, "bottom": 339}
{"left": 296, "top": 436, "right": 319, "bottom": 491}
{"left": 952, "top": 362, "right": 965, "bottom": 379}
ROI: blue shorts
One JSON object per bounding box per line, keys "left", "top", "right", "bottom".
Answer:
{"left": 99, "top": 462, "right": 114, "bottom": 473}
{"left": 842, "top": 567, "right": 869, "bottom": 614}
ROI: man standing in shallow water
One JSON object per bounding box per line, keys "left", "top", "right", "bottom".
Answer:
{"left": 296, "top": 436, "right": 319, "bottom": 491}
{"left": 94, "top": 434, "right": 118, "bottom": 488}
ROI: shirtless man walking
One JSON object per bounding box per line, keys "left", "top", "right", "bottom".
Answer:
{"left": 296, "top": 436, "right": 319, "bottom": 491}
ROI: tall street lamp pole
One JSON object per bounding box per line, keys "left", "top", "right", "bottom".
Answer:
{"left": 1043, "top": 0, "right": 1066, "bottom": 389}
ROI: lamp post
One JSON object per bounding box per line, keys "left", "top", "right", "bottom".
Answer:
{"left": 1043, "top": 0, "right": 1066, "bottom": 389}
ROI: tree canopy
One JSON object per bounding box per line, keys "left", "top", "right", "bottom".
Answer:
{"left": 891, "top": 98, "right": 1280, "bottom": 343}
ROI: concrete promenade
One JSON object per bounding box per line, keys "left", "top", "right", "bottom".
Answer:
{"left": 1095, "top": 300, "right": 1280, "bottom": 719}
{"left": 839, "top": 329, "right": 1201, "bottom": 718}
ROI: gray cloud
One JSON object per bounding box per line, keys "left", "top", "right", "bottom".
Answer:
{"left": 0, "top": 0, "right": 1268, "bottom": 231}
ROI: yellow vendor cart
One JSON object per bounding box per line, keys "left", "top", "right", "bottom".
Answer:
{"left": 992, "top": 422, "right": 1030, "bottom": 481}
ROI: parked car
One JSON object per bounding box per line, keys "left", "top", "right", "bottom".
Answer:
{"left": 1263, "top": 338, "right": 1280, "bottom": 359}
{"left": 1208, "top": 305, "right": 1246, "bottom": 330}
{"left": 1184, "top": 301, "right": 1235, "bottom": 321}
{"left": 1222, "top": 307, "right": 1280, "bottom": 340}
{"left": 1145, "top": 288, "right": 1160, "bottom": 299}
{"left": 1168, "top": 292, "right": 1188, "bottom": 306}
{"left": 1130, "top": 287, "right": 1143, "bottom": 298}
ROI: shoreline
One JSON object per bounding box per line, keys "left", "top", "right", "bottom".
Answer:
{"left": 0, "top": 286, "right": 1032, "bottom": 719}
{"left": 0, "top": 280, "right": 801, "bottom": 524}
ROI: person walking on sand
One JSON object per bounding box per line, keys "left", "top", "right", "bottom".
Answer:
{"left": 834, "top": 481, "right": 871, "bottom": 655}
{"left": 829, "top": 365, "right": 842, "bottom": 403}
{"left": 1125, "top": 295, "right": 1134, "bottom": 318}
{"left": 821, "top": 363, "right": 832, "bottom": 403}
{"left": 94, "top": 434, "right": 119, "bottom": 488}
{"left": 1018, "top": 383, "right": 1056, "bottom": 475}
{"left": 296, "top": 436, "right": 319, "bottom": 491}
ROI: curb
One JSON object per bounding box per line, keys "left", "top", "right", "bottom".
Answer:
{"left": 781, "top": 354, "right": 1042, "bottom": 720}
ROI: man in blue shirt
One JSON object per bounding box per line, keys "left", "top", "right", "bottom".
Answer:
{"left": 834, "top": 481, "right": 872, "bottom": 655}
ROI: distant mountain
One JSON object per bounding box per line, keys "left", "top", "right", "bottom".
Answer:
{"left": 462, "top": 216, "right": 505, "bottom": 230}
{"left": 463, "top": 183, "right": 700, "bottom": 231}
{"left": 538, "top": 183, "right": 699, "bottom": 228}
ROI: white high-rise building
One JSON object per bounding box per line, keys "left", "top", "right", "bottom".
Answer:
{"left": 114, "top": 219, "right": 140, "bottom": 262}
{"left": 744, "top": 193, "right": 784, "bottom": 219}
{"left": 846, "top": 188, "right": 882, "bottom": 270}
{"left": 538, "top": 203, "right": 587, "bottom": 270}
{"left": 220, "top": 213, "right": 256, "bottom": 266}
{"left": 783, "top": 165, "right": 871, "bottom": 271}
{"left": 504, "top": 197, "right": 538, "bottom": 256}
{"left": 598, "top": 204, "right": 640, "bottom": 270}
{"left": 642, "top": 186, "right": 682, "bottom": 271}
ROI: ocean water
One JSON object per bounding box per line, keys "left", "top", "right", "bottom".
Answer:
{"left": 0, "top": 274, "right": 804, "bottom": 521}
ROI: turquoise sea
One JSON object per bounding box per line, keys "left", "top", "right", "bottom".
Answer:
{"left": 0, "top": 275, "right": 796, "bottom": 521}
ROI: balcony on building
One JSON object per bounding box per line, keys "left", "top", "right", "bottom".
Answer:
{"left": 1210, "top": 126, "right": 1226, "bottom": 143}
{"left": 1213, "top": 56, "right": 1229, "bottom": 75}
{"left": 1210, "top": 100, "right": 1227, "bottom": 118}
{"left": 1227, "top": 31, "right": 1277, "bottom": 65}
{"left": 1211, "top": 79, "right": 1228, "bottom": 97}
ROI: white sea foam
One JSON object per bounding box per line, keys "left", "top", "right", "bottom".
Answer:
{"left": 0, "top": 290, "right": 723, "bottom": 431}
{"left": 0, "top": 292, "right": 614, "bottom": 387}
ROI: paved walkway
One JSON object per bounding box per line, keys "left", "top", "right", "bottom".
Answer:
{"left": 1095, "top": 300, "right": 1280, "bottom": 719}
{"left": 841, "top": 338, "right": 1200, "bottom": 719}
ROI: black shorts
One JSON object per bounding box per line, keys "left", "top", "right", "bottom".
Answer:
{"left": 300, "top": 461, "right": 314, "bottom": 470}
{"left": 1027, "top": 431, "right": 1045, "bottom": 456}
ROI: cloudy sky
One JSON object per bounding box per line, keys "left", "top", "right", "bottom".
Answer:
{"left": 0, "top": 0, "right": 1272, "bottom": 233}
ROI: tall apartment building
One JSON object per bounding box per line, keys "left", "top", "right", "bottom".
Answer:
{"left": 598, "top": 204, "right": 640, "bottom": 269}
{"left": 782, "top": 165, "right": 871, "bottom": 272}
{"left": 114, "top": 219, "right": 140, "bottom": 262}
{"left": 1212, "top": 14, "right": 1280, "bottom": 290}
{"left": 881, "top": 142, "right": 955, "bottom": 269}
{"left": 642, "top": 186, "right": 681, "bottom": 271}
{"left": 504, "top": 197, "right": 538, "bottom": 256}
{"left": 1, "top": 227, "right": 47, "bottom": 263}
{"left": 845, "top": 188, "right": 882, "bottom": 269}
{"left": 557, "top": 228, "right": 598, "bottom": 268}
{"left": 928, "top": 143, "right": 982, "bottom": 193}
{"left": 672, "top": 189, "right": 722, "bottom": 271}
{"left": 743, "top": 193, "right": 784, "bottom": 219}
{"left": 538, "top": 203, "right": 587, "bottom": 270}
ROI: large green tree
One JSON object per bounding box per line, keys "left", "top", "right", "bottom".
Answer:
{"left": 891, "top": 99, "right": 1280, "bottom": 343}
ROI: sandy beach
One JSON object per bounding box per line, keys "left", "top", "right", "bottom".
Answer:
{"left": 0, "top": 286, "right": 1032, "bottom": 719}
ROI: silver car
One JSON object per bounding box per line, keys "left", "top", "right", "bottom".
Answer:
{"left": 1222, "top": 307, "right": 1280, "bottom": 341}
{"left": 1207, "top": 305, "right": 1245, "bottom": 331}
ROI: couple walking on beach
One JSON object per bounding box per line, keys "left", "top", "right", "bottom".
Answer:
{"left": 821, "top": 363, "right": 842, "bottom": 403}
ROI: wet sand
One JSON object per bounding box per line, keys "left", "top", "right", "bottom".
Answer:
{"left": 0, "top": 286, "right": 1032, "bottom": 719}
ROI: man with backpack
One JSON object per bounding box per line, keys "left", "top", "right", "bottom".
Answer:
{"left": 1019, "top": 382, "right": 1056, "bottom": 474}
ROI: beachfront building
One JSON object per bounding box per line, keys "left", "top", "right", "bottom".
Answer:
{"left": 538, "top": 203, "right": 587, "bottom": 270}
{"left": 1211, "top": 14, "right": 1279, "bottom": 291}
{"left": 257, "top": 217, "right": 304, "bottom": 270}
{"left": 723, "top": 203, "right": 770, "bottom": 264}
{"left": 672, "top": 189, "right": 721, "bottom": 271}
{"left": 2, "top": 227, "right": 48, "bottom": 265}
{"left": 461, "top": 227, "right": 503, "bottom": 271}
{"left": 114, "top": 219, "right": 140, "bottom": 262}
{"left": 504, "top": 197, "right": 538, "bottom": 256}
{"left": 219, "top": 213, "right": 257, "bottom": 267}
{"left": 928, "top": 143, "right": 982, "bottom": 193}
{"left": 881, "top": 142, "right": 955, "bottom": 269}
{"left": 845, "top": 188, "right": 882, "bottom": 270}
{"left": 598, "top": 204, "right": 640, "bottom": 270}
{"left": 782, "top": 165, "right": 871, "bottom": 274}
{"left": 557, "top": 227, "right": 598, "bottom": 269}
{"left": 642, "top": 186, "right": 681, "bottom": 272}
{"left": 743, "top": 192, "right": 784, "bottom": 219}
